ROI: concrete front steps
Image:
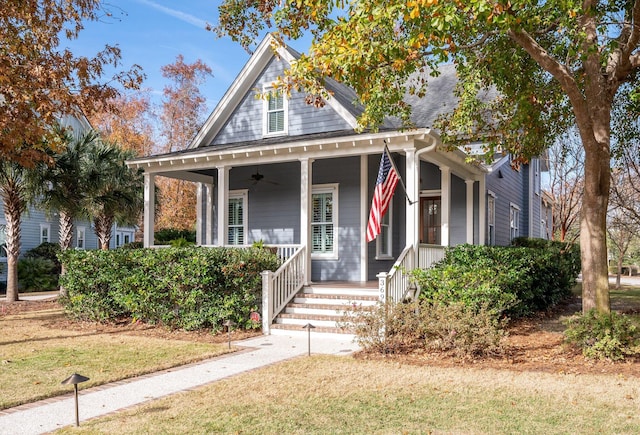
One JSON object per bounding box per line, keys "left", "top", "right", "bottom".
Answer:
{"left": 270, "top": 282, "right": 379, "bottom": 335}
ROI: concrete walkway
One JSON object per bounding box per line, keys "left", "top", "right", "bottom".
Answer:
{"left": 0, "top": 332, "right": 359, "bottom": 435}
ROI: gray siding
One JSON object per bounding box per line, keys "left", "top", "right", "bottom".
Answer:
{"left": 229, "top": 162, "right": 301, "bottom": 245}
{"left": 450, "top": 174, "right": 466, "bottom": 246}
{"left": 212, "top": 58, "right": 354, "bottom": 145}
{"left": 485, "top": 159, "right": 526, "bottom": 246}
{"left": 312, "top": 157, "right": 361, "bottom": 282}
{"left": 367, "top": 153, "right": 406, "bottom": 280}
{"left": 420, "top": 161, "right": 441, "bottom": 190}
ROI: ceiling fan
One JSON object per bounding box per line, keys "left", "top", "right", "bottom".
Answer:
{"left": 249, "top": 167, "right": 279, "bottom": 185}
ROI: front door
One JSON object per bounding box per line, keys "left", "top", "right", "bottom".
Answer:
{"left": 420, "top": 196, "right": 441, "bottom": 244}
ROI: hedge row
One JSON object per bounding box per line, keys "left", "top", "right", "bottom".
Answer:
{"left": 59, "top": 247, "right": 280, "bottom": 331}
{"left": 412, "top": 239, "right": 581, "bottom": 318}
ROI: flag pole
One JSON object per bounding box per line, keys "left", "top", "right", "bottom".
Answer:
{"left": 384, "top": 141, "right": 416, "bottom": 205}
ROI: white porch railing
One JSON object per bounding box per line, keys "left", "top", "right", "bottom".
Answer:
{"left": 260, "top": 245, "right": 305, "bottom": 334}
{"left": 418, "top": 243, "right": 446, "bottom": 269}
{"left": 378, "top": 244, "right": 446, "bottom": 303}
{"left": 377, "top": 245, "right": 415, "bottom": 303}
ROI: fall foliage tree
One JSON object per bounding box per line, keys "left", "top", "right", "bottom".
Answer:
{"left": 217, "top": 0, "right": 640, "bottom": 314}
{"left": 0, "top": 0, "right": 143, "bottom": 165}
{"left": 89, "top": 92, "right": 156, "bottom": 157}
{"left": 0, "top": 0, "right": 143, "bottom": 301}
{"left": 155, "top": 55, "right": 212, "bottom": 231}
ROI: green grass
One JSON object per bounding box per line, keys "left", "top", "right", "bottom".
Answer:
{"left": 0, "top": 309, "right": 231, "bottom": 409}
{"left": 57, "top": 355, "right": 640, "bottom": 434}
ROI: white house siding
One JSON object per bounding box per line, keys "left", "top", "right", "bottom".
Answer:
{"left": 212, "top": 58, "right": 355, "bottom": 145}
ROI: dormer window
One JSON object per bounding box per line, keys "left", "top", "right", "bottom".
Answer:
{"left": 264, "top": 88, "right": 287, "bottom": 136}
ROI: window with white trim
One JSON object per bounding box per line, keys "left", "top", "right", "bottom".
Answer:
{"left": 312, "top": 184, "right": 338, "bottom": 258}
{"left": 376, "top": 199, "right": 392, "bottom": 259}
{"left": 76, "top": 226, "right": 86, "bottom": 249}
{"left": 510, "top": 204, "right": 520, "bottom": 241}
{"left": 228, "top": 190, "right": 248, "bottom": 245}
{"left": 263, "top": 88, "right": 287, "bottom": 136}
{"left": 541, "top": 219, "right": 548, "bottom": 240}
{"left": 40, "top": 224, "right": 51, "bottom": 244}
{"left": 487, "top": 193, "right": 496, "bottom": 246}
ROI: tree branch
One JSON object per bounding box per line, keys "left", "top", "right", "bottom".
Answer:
{"left": 609, "top": 0, "right": 640, "bottom": 85}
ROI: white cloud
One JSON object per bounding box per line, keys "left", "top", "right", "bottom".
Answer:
{"left": 135, "top": 0, "right": 208, "bottom": 29}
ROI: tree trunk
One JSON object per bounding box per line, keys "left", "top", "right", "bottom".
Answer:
{"left": 616, "top": 256, "right": 622, "bottom": 290}
{"left": 94, "top": 215, "right": 114, "bottom": 250}
{"left": 58, "top": 210, "right": 74, "bottom": 298}
{"left": 58, "top": 210, "right": 74, "bottom": 250}
{"left": 3, "top": 191, "right": 22, "bottom": 303}
{"left": 578, "top": 116, "right": 611, "bottom": 313}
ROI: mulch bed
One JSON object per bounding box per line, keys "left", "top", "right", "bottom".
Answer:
{"left": 3, "top": 296, "right": 639, "bottom": 377}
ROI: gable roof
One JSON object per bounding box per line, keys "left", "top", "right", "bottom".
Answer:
{"left": 187, "top": 34, "right": 362, "bottom": 150}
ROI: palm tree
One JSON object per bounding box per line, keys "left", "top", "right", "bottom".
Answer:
{"left": 84, "top": 140, "right": 143, "bottom": 250}
{"left": 0, "top": 162, "right": 38, "bottom": 301}
{"left": 38, "top": 130, "right": 98, "bottom": 250}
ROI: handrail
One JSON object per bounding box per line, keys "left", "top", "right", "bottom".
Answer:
{"left": 379, "top": 244, "right": 414, "bottom": 303}
{"left": 261, "top": 246, "right": 306, "bottom": 334}
{"left": 379, "top": 244, "right": 445, "bottom": 303}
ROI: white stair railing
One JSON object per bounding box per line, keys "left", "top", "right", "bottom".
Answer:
{"left": 260, "top": 246, "right": 305, "bottom": 334}
{"left": 377, "top": 245, "right": 414, "bottom": 303}
{"left": 378, "top": 244, "right": 446, "bottom": 303}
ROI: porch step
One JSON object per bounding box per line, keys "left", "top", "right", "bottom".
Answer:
{"left": 270, "top": 283, "right": 379, "bottom": 335}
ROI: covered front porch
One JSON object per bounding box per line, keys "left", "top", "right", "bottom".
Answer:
{"left": 130, "top": 128, "right": 485, "bottom": 283}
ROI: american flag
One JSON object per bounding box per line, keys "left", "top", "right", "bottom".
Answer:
{"left": 366, "top": 149, "right": 399, "bottom": 242}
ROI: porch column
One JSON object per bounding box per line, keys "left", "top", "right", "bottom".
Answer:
{"left": 217, "top": 166, "right": 229, "bottom": 246}
{"left": 205, "top": 182, "right": 214, "bottom": 245}
{"left": 300, "top": 158, "right": 313, "bottom": 285}
{"left": 478, "top": 176, "right": 486, "bottom": 245}
{"left": 143, "top": 173, "right": 155, "bottom": 248}
{"left": 196, "top": 182, "right": 203, "bottom": 245}
{"left": 466, "top": 180, "right": 474, "bottom": 244}
{"left": 360, "top": 155, "right": 368, "bottom": 281}
{"left": 405, "top": 147, "right": 419, "bottom": 261}
{"left": 441, "top": 166, "right": 451, "bottom": 246}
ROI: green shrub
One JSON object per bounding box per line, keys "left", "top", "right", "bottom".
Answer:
{"left": 154, "top": 228, "right": 196, "bottom": 244}
{"left": 24, "top": 242, "right": 61, "bottom": 273}
{"left": 18, "top": 257, "right": 59, "bottom": 292}
{"left": 412, "top": 242, "right": 580, "bottom": 318}
{"left": 120, "top": 241, "right": 143, "bottom": 249}
{"left": 169, "top": 237, "right": 194, "bottom": 247}
{"left": 340, "top": 300, "right": 506, "bottom": 358}
{"left": 563, "top": 310, "right": 640, "bottom": 361}
{"left": 59, "top": 247, "right": 280, "bottom": 331}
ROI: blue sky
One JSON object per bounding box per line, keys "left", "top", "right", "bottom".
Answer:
{"left": 66, "top": 0, "right": 307, "bottom": 111}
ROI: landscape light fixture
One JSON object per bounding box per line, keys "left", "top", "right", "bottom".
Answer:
{"left": 223, "top": 319, "right": 236, "bottom": 349}
{"left": 61, "top": 373, "right": 90, "bottom": 427}
{"left": 301, "top": 323, "right": 316, "bottom": 356}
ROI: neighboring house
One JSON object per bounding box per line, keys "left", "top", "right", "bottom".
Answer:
{"left": 0, "top": 114, "right": 136, "bottom": 284}
{"left": 127, "top": 35, "right": 548, "bottom": 332}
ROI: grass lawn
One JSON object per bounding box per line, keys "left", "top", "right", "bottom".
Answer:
{"left": 0, "top": 308, "right": 231, "bottom": 410}
{"left": 56, "top": 355, "right": 640, "bottom": 434}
